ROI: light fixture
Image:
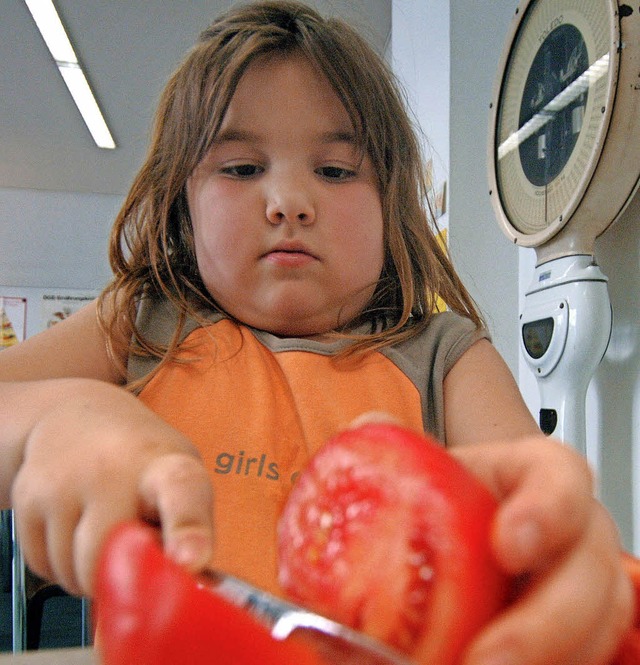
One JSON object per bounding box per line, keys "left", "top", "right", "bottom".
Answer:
{"left": 24, "top": 0, "right": 116, "bottom": 149}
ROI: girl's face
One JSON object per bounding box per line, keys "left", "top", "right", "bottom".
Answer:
{"left": 186, "top": 52, "right": 384, "bottom": 337}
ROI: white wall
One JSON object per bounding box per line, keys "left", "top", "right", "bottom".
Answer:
{"left": 448, "top": 2, "right": 521, "bottom": 369}
{"left": 0, "top": 187, "right": 120, "bottom": 290}
{"left": 392, "top": 0, "right": 521, "bottom": 366}
{"left": 393, "top": 0, "right": 640, "bottom": 551}
{"left": 391, "top": 0, "right": 450, "bottom": 232}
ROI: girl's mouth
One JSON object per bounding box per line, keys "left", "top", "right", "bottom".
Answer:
{"left": 263, "top": 249, "right": 317, "bottom": 267}
{"left": 262, "top": 242, "right": 319, "bottom": 267}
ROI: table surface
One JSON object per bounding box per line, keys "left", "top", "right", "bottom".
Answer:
{"left": 0, "top": 649, "right": 94, "bottom": 664}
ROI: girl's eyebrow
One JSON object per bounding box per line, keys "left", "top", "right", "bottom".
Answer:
{"left": 320, "top": 130, "right": 357, "bottom": 145}
{"left": 212, "top": 128, "right": 357, "bottom": 146}
{"left": 213, "top": 128, "right": 261, "bottom": 144}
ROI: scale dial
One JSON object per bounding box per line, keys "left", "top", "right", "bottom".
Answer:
{"left": 488, "top": 0, "right": 640, "bottom": 255}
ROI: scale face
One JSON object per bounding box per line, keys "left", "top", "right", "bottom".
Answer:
{"left": 487, "top": 0, "right": 640, "bottom": 254}
{"left": 492, "top": 0, "right": 615, "bottom": 241}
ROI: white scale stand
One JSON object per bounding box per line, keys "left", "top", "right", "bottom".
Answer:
{"left": 488, "top": 0, "right": 640, "bottom": 456}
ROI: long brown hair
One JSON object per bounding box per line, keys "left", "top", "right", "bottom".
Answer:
{"left": 98, "top": 0, "right": 482, "bottom": 378}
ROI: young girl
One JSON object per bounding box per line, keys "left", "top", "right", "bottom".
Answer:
{"left": 0, "top": 2, "right": 632, "bottom": 663}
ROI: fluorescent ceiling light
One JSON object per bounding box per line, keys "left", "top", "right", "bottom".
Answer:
{"left": 24, "top": 0, "right": 116, "bottom": 149}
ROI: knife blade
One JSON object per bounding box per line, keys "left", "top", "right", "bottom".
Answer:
{"left": 197, "top": 569, "right": 416, "bottom": 665}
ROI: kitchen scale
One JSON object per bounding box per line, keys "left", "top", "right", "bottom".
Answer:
{"left": 488, "top": 0, "right": 640, "bottom": 454}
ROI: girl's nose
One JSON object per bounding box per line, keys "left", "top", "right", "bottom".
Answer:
{"left": 265, "top": 177, "right": 315, "bottom": 226}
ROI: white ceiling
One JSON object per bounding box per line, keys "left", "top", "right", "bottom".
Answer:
{"left": 1, "top": 0, "right": 391, "bottom": 196}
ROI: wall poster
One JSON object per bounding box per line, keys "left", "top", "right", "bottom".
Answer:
{"left": 40, "top": 292, "right": 95, "bottom": 329}
{"left": 0, "top": 287, "right": 98, "bottom": 342}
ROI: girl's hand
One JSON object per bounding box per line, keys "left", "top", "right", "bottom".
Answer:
{"left": 454, "top": 437, "right": 634, "bottom": 665}
{"left": 10, "top": 378, "right": 214, "bottom": 597}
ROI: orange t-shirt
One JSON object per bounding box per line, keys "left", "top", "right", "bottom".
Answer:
{"left": 132, "top": 301, "right": 487, "bottom": 595}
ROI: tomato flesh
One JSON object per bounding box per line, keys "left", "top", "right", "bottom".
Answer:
{"left": 278, "top": 423, "right": 509, "bottom": 665}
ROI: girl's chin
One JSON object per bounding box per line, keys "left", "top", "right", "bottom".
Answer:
{"left": 255, "top": 319, "right": 338, "bottom": 339}
{"left": 219, "top": 293, "right": 370, "bottom": 338}
{"left": 241, "top": 310, "right": 346, "bottom": 339}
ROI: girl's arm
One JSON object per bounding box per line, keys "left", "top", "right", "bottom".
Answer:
{"left": 444, "top": 340, "right": 633, "bottom": 665}
{"left": 443, "top": 338, "right": 540, "bottom": 446}
{"left": 0, "top": 299, "right": 124, "bottom": 384}
{"left": 0, "top": 300, "right": 214, "bottom": 596}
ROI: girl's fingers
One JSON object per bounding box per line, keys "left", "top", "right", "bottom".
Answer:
{"left": 14, "top": 450, "right": 214, "bottom": 596}
{"left": 453, "top": 437, "right": 594, "bottom": 573}
{"left": 9, "top": 383, "right": 215, "bottom": 597}
{"left": 11, "top": 468, "right": 59, "bottom": 584}
{"left": 568, "top": 559, "right": 635, "bottom": 665}
{"left": 72, "top": 500, "right": 139, "bottom": 596}
{"left": 69, "top": 453, "right": 214, "bottom": 595}
{"left": 12, "top": 512, "right": 53, "bottom": 585}
{"left": 45, "top": 506, "right": 83, "bottom": 596}
{"left": 454, "top": 436, "right": 633, "bottom": 665}
{"left": 463, "top": 504, "right": 633, "bottom": 665}
{"left": 137, "top": 452, "right": 215, "bottom": 572}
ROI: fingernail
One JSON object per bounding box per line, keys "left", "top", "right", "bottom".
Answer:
{"left": 168, "top": 534, "right": 210, "bottom": 568}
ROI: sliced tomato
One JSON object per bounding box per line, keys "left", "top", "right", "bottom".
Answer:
{"left": 277, "top": 422, "right": 509, "bottom": 665}
{"left": 95, "top": 521, "right": 325, "bottom": 665}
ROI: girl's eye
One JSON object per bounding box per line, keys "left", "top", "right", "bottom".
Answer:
{"left": 316, "top": 166, "right": 357, "bottom": 181}
{"left": 221, "top": 164, "right": 263, "bottom": 178}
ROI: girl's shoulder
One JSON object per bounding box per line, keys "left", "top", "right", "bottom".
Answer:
{"left": 381, "top": 312, "right": 491, "bottom": 442}
{"left": 386, "top": 311, "right": 490, "bottom": 368}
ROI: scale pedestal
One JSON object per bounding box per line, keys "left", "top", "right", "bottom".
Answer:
{"left": 520, "top": 254, "right": 612, "bottom": 454}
